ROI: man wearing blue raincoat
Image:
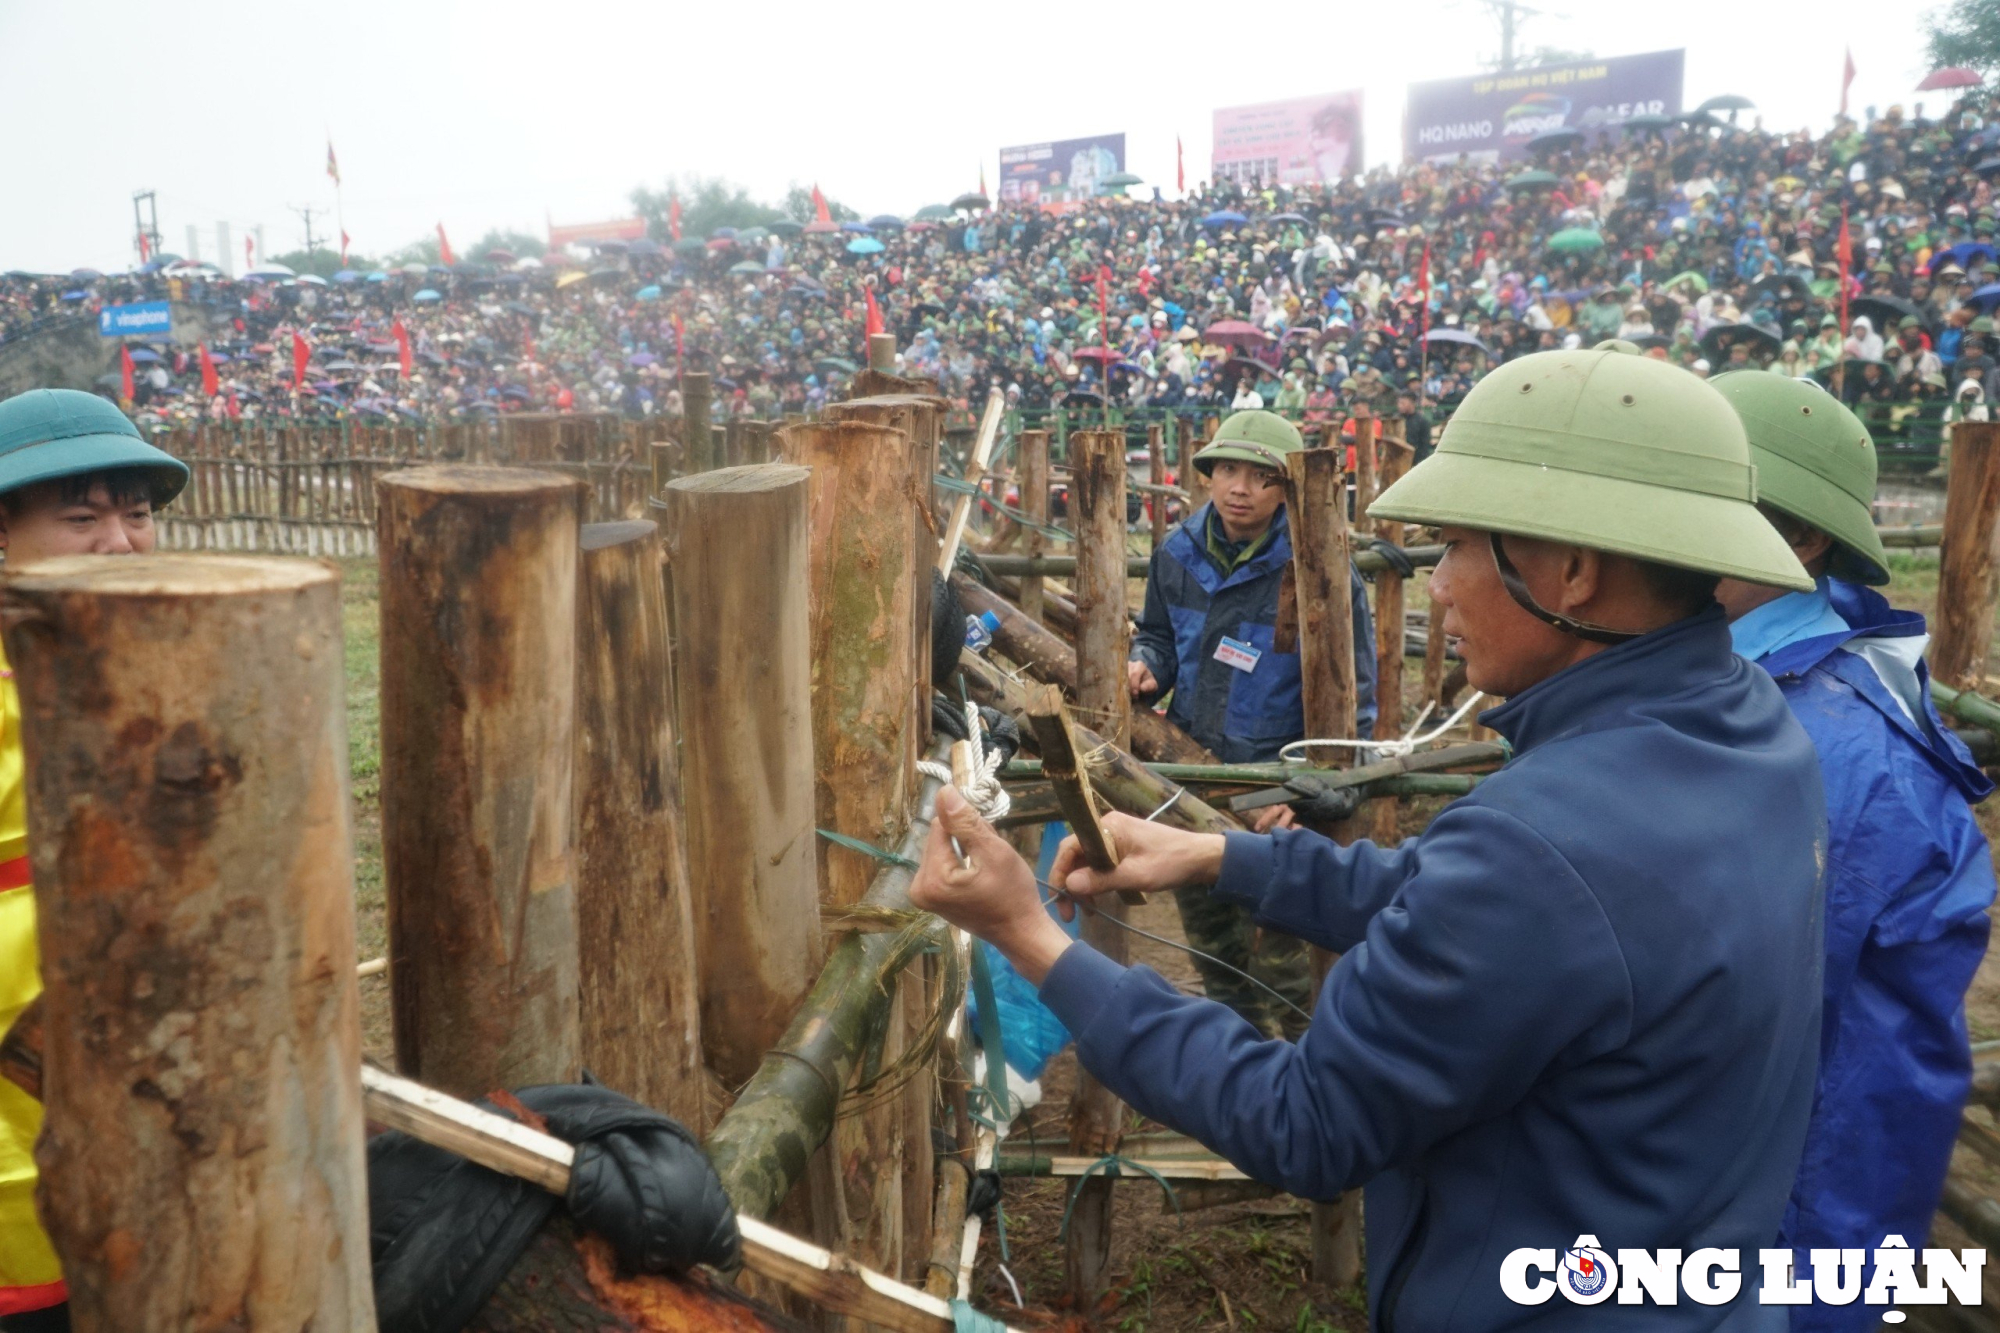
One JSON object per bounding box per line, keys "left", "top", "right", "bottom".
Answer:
{"left": 1714, "top": 371, "right": 1995, "bottom": 1331}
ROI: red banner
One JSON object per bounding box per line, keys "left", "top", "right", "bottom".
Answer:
{"left": 547, "top": 216, "right": 647, "bottom": 249}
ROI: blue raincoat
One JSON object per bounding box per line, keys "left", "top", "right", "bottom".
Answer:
{"left": 1043, "top": 608, "right": 1827, "bottom": 1330}
{"left": 1130, "top": 503, "right": 1376, "bottom": 761}
{"left": 1735, "top": 579, "right": 1994, "bottom": 1330}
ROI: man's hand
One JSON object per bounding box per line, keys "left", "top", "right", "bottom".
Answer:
{"left": 1126, "top": 659, "right": 1159, "bottom": 697}
{"left": 909, "top": 787, "right": 1076, "bottom": 984}
{"left": 1048, "top": 812, "right": 1226, "bottom": 917}
{"left": 1250, "top": 803, "right": 1298, "bottom": 833}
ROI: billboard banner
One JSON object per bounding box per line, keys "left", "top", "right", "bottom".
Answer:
{"left": 998, "top": 133, "right": 1126, "bottom": 207}
{"left": 98, "top": 301, "right": 172, "bottom": 338}
{"left": 1212, "top": 91, "right": 1365, "bottom": 187}
{"left": 1404, "top": 49, "right": 1684, "bottom": 164}
{"left": 548, "top": 216, "right": 648, "bottom": 249}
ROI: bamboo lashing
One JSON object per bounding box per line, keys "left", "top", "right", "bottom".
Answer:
{"left": 937, "top": 388, "right": 1006, "bottom": 573}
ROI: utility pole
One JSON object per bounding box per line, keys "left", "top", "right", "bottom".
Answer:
{"left": 288, "top": 204, "right": 324, "bottom": 257}
{"left": 130, "top": 190, "right": 162, "bottom": 264}
{"left": 1482, "top": 0, "right": 1539, "bottom": 71}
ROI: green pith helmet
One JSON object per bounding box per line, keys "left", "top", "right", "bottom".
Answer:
{"left": 1369, "top": 349, "right": 1812, "bottom": 591}
{"left": 0, "top": 389, "right": 188, "bottom": 503}
{"left": 1192, "top": 410, "right": 1305, "bottom": 475}
{"left": 1710, "top": 370, "right": 1889, "bottom": 585}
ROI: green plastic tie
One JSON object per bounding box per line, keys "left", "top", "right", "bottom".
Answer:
{"left": 950, "top": 1298, "right": 1010, "bottom": 1333}
{"left": 814, "top": 828, "right": 918, "bottom": 870}
{"left": 1057, "top": 1153, "right": 1185, "bottom": 1241}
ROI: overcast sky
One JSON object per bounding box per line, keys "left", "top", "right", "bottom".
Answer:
{"left": 0, "top": 0, "right": 1938, "bottom": 273}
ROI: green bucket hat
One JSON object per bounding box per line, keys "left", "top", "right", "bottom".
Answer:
{"left": 1192, "top": 410, "right": 1305, "bottom": 475}
{"left": 1369, "top": 349, "right": 1811, "bottom": 590}
{"left": 1710, "top": 370, "right": 1888, "bottom": 585}
{"left": 0, "top": 389, "right": 188, "bottom": 503}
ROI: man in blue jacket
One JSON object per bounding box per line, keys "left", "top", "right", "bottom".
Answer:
{"left": 1712, "top": 371, "right": 1995, "bottom": 1330}
{"left": 1127, "top": 409, "right": 1376, "bottom": 1037}
{"left": 913, "top": 348, "right": 1827, "bottom": 1330}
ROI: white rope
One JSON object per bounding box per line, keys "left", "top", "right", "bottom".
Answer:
{"left": 1278, "top": 690, "right": 1488, "bottom": 764}
{"left": 918, "top": 701, "right": 1012, "bottom": 820}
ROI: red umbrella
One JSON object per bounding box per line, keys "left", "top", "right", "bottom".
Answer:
{"left": 1072, "top": 347, "right": 1121, "bottom": 364}
{"left": 1918, "top": 67, "right": 1983, "bottom": 91}
{"left": 803, "top": 220, "right": 842, "bottom": 235}
{"left": 1202, "top": 320, "right": 1273, "bottom": 349}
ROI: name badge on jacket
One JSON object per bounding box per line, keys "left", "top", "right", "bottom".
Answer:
{"left": 1214, "top": 636, "right": 1262, "bottom": 672}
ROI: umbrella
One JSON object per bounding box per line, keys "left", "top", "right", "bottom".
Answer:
{"left": 246, "top": 263, "right": 296, "bottom": 278}
{"left": 332, "top": 270, "right": 362, "bottom": 283}
{"left": 1623, "top": 333, "right": 1672, "bottom": 351}
{"left": 126, "top": 348, "right": 161, "bottom": 363}
{"left": 626, "top": 238, "right": 662, "bottom": 257}
{"left": 1267, "top": 212, "right": 1310, "bottom": 224}
{"left": 484, "top": 248, "right": 517, "bottom": 263}
{"left": 1545, "top": 227, "right": 1605, "bottom": 253}
{"left": 635, "top": 284, "right": 663, "bottom": 301}
{"left": 1663, "top": 270, "right": 1710, "bottom": 294}
{"left": 412, "top": 289, "right": 442, "bottom": 303}
{"left": 1506, "top": 170, "right": 1559, "bottom": 191}
{"left": 1931, "top": 242, "right": 1999, "bottom": 272}
{"left": 1072, "top": 347, "right": 1122, "bottom": 364}
{"left": 400, "top": 263, "right": 430, "bottom": 276}
{"left": 906, "top": 221, "right": 937, "bottom": 232}
{"left": 1695, "top": 94, "right": 1755, "bottom": 117}
{"left": 323, "top": 359, "right": 361, "bottom": 372}
{"left": 1698, "top": 322, "right": 1781, "bottom": 359}
{"left": 734, "top": 227, "right": 769, "bottom": 243}
{"left": 914, "top": 204, "right": 953, "bottom": 221}
{"left": 1201, "top": 320, "right": 1271, "bottom": 348}
{"left": 94, "top": 373, "right": 125, "bottom": 388}
{"left": 1424, "top": 329, "right": 1491, "bottom": 353}
{"left": 710, "top": 227, "right": 738, "bottom": 240}
{"left": 672, "top": 237, "right": 707, "bottom": 254}
{"left": 592, "top": 240, "right": 630, "bottom": 254}
{"left": 1750, "top": 272, "right": 1813, "bottom": 301}
{"left": 1527, "top": 128, "right": 1584, "bottom": 154}
{"left": 587, "top": 267, "right": 623, "bottom": 284}
{"left": 846, "top": 236, "right": 885, "bottom": 255}
{"left": 1974, "top": 157, "right": 2000, "bottom": 176}
{"left": 950, "top": 192, "right": 990, "bottom": 211}
{"left": 365, "top": 271, "right": 390, "bottom": 283}
{"left": 1918, "top": 67, "right": 1982, "bottom": 91}
{"left": 1852, "top": 295, "right": 1924, "bottom": 329}
{"left": 1964, "top": 282, "right": 2000, "bottom": 312}
{"left": 769, "top": 219, "right": 804, "bottom": 235}
{"left": 815, "top": 356, "right": 859, "bottom": 374}
{"left": 729, "top": 260, "right": 766, "bottom": 274}
{"left": 70, "top": 268, "right": 102, "bottom": 280}
{"left": 297, "top": 274, "right": 329, "bottom": 286}
{"left": 60, "top": 290, "right": 87, "bottom": 301}
{"left": 706, "top": 238, "right": 736, "bottom": 251}
{"left": 803, "top": 220, "right": 842, "bottom": 235}
{"left": 840, "top": 221, "right": 874, "bottom": 233}
{"left": 627, "top": 352, "right": 657, "bottom": 367}
{"left": 1100, "top": 171, "right": 1143, "bottom": 189}
{"left": 1680, "top": 111, "right": 1725, "bottom": 130}
{"left": 1201, "top": 210, "right": 1249, "bottom": 228}
{"left": 865, "top": 215, "right": 904, "bottom": 230}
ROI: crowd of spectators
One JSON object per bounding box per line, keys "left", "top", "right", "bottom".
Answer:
{"left": 6, "top": 87, "right": 2000, "bottom": 460}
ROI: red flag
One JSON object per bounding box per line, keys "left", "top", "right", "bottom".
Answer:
{"left": 436, "top": 223, "right": 455, "bottom": 267}
{"left": 811, "top": 184, "right": 832, "bottom": 225}
{"left": 1177, "top": 135, "right": 1185, "bottom": 193}
{"left": 392, "top": 319, "right": 413, "bottom": 378}
{"left": 137, "top": 231, "right": 151, "bottom": 263}
{"left": 340, "top": 230, "right": 351, "bottom": 266}
{"left": 1417, "top": 239, "right": 1433, "bottom": 336}
{"left": 523, "top": 328, "right": 536, "bottom": 365}
{"left": 292, "top": 330, "right": 310, "bottom": 389}
{"left": 863, "top": 285, "right": 885, "bottom": 351}
{"left": 1837, "top": 206, "right": 1852, "bottom": 335}
{"left": 245, "top": 234, "right": 255, "bottom": 269}
{"left": 1840, "top": 47, "right": 1857, "bottom": 117}
{"left": 119, "top": 345, "right": 135, "bottom": 401}
{"left": 668, "top": 196, "right": 683, "bottom": 242}
{"left": 198, "top": 343, "right": 220, "bottom": 397}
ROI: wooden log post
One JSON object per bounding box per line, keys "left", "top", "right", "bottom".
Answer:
{"left": 379, "top": 466, "right": 583, "bottom": 1098}
{"left": 1371, "top": 434, "right": 1415, "bottom": 842}
{"left": 1351, "top": 405, "right": 1377, "bottom": 536}
{"left": 664, "top": 465, "right": 824, "bottom": 1088}
{"left": 683, "top": 371, "right": 716, "bottom": 474}
{"left": 1065, "top": 429, "right": 1131, "bottom": 1306}
{"left": 1933, "top": 421, "right": 2000, "bottom": 690}
{"left": 575, "top": 520, "right": 706, "bottom": 1128}
{"left": 1283, "top": 448, "right": 1366, "bottom": 1291}
{"left": 869, "top": 332, "right": 898, "bottom": 373}
{"left": 1148, "top": 422, "right": 1169, "bottom": 550}
{"left": 3, "top": 555, "right": 375, "bottom": 1329}
{"left": 1018, "top": 428, "right": 1051, "bottom": 624}
{"left": 1183, "top": 417, "right": 1212, "bottom": 514}
{"left": 786, "top": 419, "right": 921, "bottom": 1276}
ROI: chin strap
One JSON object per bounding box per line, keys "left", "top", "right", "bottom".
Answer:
{"left": 1489, "top": 532, "right": 1641, "bottom": 646}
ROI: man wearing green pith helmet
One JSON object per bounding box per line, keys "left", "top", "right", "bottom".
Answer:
{"left": 913, "top": 348, "right": 1827, "bottom": 1328}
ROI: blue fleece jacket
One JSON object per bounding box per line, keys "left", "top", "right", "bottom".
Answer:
{"left": 1041, "top": 607, "right": 1827, "bottom": 1330}
{"left": 1738, "top": 581, "right": 1994, "bottom": 1333}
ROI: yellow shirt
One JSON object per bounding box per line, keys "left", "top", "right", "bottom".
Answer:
{"left": 0, "top": 636, "right": 63, "bottom": 1310}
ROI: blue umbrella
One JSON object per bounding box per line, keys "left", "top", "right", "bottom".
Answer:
{"left": 208, "top": 351, "right": 232, "bottom": 364}
{"left": 366, "top": 271, "right": 391, "bottom": 283}
{"left": 710, "top": 227, "right": 738, "bottom": 240}
{"left": 126, "top": 348, "right": 162, "bottom": 363}
{"left": 627, "top": 238, "right": 662, "bottom": 257}
{"left": 332, "top": 269, "right": 363, "bottom": 283}
{"left": 1202, "top": 211, "right": 1248, "bottom": 228}
{"left": 866, "top": 215, "right": 904, "bottom": 230}
{"left": 413, "top": 288, "right": 442, "bottom": 303}
{"left": 841, "top": 221, "right": 874, "bottom": 234}
{"left": 635, "top": 284, "right": 663, "bottom": 301}
{"left": 846, "top": 236, "right": 885, "bottom": 255}
{"left": 1931, "top": 242, "right": 2000, "bottom": 274}
{"left": 628, "top": 352, "right": 658, "bottom": 367}
{"left": 61, "top": 290, "right": 86, "bottom": 300}
{"left": 71, "top": 268, "right": 102, "bottom": 280}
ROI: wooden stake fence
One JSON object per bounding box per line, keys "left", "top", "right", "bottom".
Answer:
{"left": 2, "top": 556, "right": 375, "bottom": 1330}
{"left": 1934, "top": 421, "right": 2000, "bottom": 690}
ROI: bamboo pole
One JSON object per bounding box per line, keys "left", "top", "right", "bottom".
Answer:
{"left": 378, "top": 466, "right": 583, "bottom": 1097}
{"left": 1933, "top": 422, "right": 2000, "bottom": 690}
{"left": 575, "top": 520, "right": 706, "bottom": 1128}
{"left": 939, "top": 389, "right": 1007, "bottom": 572}
{"left": 2, "top": 555, "right": 374, "bottom": 1331}
{"left": 975, "top": 546, "right": 1441, "bottom": 578}
{"left": 1370, "top": 433, "right": 1414, "bottom": 842}
{"left": 683, "top": 372, "right": 715, "bottom": 473}
{"left": 1148, "top": 422, "right": 1169, "bottom": 550}
{"left": 1018, "top": 429, "right": 1051, "bottom": 623}
{"left": 1063, "top": 428, "right": 1131, "bottom": 1305}
{"left": 664, "top": 464, "right": 824, "bottom": 1088}
{"left": 1283, "top": 446, "right": 1366, "bottom": 1289}
{"left": 786, "top": 418, "right": 921, "bottom": 1278}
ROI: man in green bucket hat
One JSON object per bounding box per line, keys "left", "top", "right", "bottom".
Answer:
{"left": 0, "top": 388, "right": 188, "bottom": 1332}
{"left": 1712, "top": 371, "right": 1994, "bottom": 1327}
{"left": 1126, "top": 408, "right": 1376, "bottom": 1038}
{"left": 912, "top": 348, "right": 1828, "bottom": 1329}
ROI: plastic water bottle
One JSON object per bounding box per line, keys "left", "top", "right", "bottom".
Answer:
{"left": 964, "top": 610, "right": 1000, "bottom": 655}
